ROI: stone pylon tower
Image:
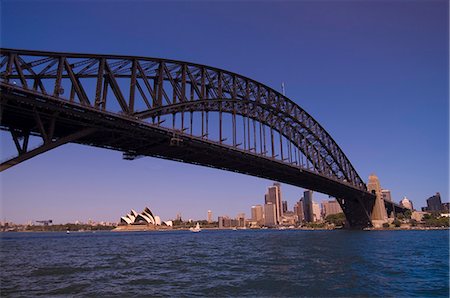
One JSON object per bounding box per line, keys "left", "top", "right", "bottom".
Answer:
{"left": 367, "top": 173, "right": 388, "bottom": 226}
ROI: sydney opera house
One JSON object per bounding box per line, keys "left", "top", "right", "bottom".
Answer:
{"left": 119, "top": 207, "right": 172, "bottom": 227}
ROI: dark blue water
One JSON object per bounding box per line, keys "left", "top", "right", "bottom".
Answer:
{"left": 1, "top": 230, "right": 448, "bottom": 297}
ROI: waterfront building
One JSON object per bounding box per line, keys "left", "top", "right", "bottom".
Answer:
{"left": 426, "top": 193, "right": 442, "bottom": 211}
{"left": 218, "top": 216, "right": 232, "bottom": 228}
{"left": 120, "top": 207, "right": 167, "bottom": 226}
{"left": 207, "top": 210, "right": 213, "bottom": 223}
{"left": 218, "top": 215, "right": 242, "bottom": 228}
{"left": 321, "top": 200, "right": 343, "bottom": 218}
{"left": 302, "top": 190, "right": 314, "bottom": 223}
{"left": 312, "top": 201, "right": 321, "bottom": 222}
{"left": 237, "top": 213, "right": 246, "bottom": 227}
{"left": 265, "top": 183, "right": 283, "bottom": 224}
{"left": 381, "top": 189, "right": 392, "bottom": 202}
{"left": 400, "top": 197, "right": 413, "bottom": 210}
{"left": 367, "top": 174, "right": 388, "bottom": 223}
{"left": 281, "top": 211, "right": 297, "bottom": 225}
{"left": 264, "top": 203, "right": 277, "bottom": 227}
{"left": 251, "top": 205, "right": 264, "bottom": 225}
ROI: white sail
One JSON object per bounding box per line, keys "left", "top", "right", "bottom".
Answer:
{"left": 190, "top": 222, "right": 201, "bottom": 232}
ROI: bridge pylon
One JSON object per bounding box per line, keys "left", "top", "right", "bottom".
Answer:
{"left": 367, "top": 174, "right": 389, "bottom": 227}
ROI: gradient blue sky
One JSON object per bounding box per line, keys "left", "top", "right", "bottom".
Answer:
{"left": 1, "top": 0, "right": 448, "bottom": 224}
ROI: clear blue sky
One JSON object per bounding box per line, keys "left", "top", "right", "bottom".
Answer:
{"left": 1, "top": 0, "right": 448, "bottom": 224}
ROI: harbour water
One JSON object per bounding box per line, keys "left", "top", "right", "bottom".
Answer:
{"left": 1, "top": 230, "right": 448, "bottom": 297}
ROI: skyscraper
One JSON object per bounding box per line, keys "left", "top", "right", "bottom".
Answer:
{"left": 367, "top": 174, "right": 388, "bottom": 221}
{"left": 294, "top": 199, "right": 304, "bottom": 222}
{"left": 282, "top": 201, "right": 288, "bottom": 213}
{"left": 426, "top": 193, "right": 442, "bottom": 211}
{"left": 264, "top": 203, "right": 277, "bottom": 227}
{"left": 274, "top": 183, "right": 284, "bottom": 218}
{"left": 207, "top": 210, "right": 213, "bottom": 223}
{"left": 265, "top": 183, "right": 283, "bottom": 224}
{"left": 400, "top": 197, "right": 413, "bottom": 210}
{"left": 251, "top": 205, "right": 264, "bottom": 225}
{"left": 303, "top": 190, "right": 314, "bottom": 222}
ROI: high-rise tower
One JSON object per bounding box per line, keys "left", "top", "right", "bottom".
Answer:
{"left": 273, "top": 182, "right": 284, "bottom": 218}
{"left": 265, "top": 183, "right": 283, "bottom": 224}
{"left": 302, "top": 190, "right": 314, "bottom": 222}
{"left": 251, "top": 205, "right": 264, "bottom": 225}
{"left": 294, "top": 199, "right": 305, "bottom": 222}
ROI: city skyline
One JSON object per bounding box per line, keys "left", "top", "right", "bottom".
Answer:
{"left": 0, "top": 180, "right": 436, "bottom": 225}
{"left": 1, "top": 0, "right": 448, "bottom": 224}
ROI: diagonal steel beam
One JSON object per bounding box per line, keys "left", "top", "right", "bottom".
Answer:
{"left": 0, "top": 128, "right": 97, "bottom": 172}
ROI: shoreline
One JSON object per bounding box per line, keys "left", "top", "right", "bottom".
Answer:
{"left": 2, "top": 226, "right": 448, "bottom": 233}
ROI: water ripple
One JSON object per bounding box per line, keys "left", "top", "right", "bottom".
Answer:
{"left": 1, "top": 230, "right": 448, "bottom": 297}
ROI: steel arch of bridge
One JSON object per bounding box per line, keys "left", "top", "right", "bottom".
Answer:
{"left": 0, "top": 48, "right": 375, "bottom": 227}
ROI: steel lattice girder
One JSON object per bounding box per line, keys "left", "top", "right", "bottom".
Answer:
{"left": 0, "top": 48, "right": 366, "bottom": 191}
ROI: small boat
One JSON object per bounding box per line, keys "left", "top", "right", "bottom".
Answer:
{"left": 190, "top": 222, "right": 201, "bottom": 232}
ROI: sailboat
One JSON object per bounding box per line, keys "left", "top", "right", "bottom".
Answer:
{"left": 190, "top": 222, "right": 201, "bottom": 233}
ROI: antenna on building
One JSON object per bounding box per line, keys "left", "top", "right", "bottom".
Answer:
{"left": 281, "top": 82, "right": 286, "bottom": 96}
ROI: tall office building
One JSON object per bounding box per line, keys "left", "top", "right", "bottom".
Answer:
{"left": 251, "top": 205, "right": 264, "bottom": 225}
{"left": 264, "top": 203, "right": 277, "bottom": 226}
{"left": 273, "top": 183, "right": 283, "bottom": 217}
{"left": 265, "top": 183, "right": 283, "bottom": 224}
{"left": 381, "top": 189, "right": 392, "bottom": 202}
{"left": 282, "top": 201, "right": 288, "bottom": 213}
{"left": 321, "top": 200, "right": 343, "bottom": 218}
{"left": 367, "top": 174, "right": 388, "bottom": 221}
{"left": 302, "top": 190, "right": 314, "bottom": 222}
{"left": 426, "top": 193, "right": 442, "bottom": 211}
{"left": 294, "top": 199, "right": 304, "bottom": 222}
{"left": 312, "top": 201, "right": 321, "bottom": 222}
{"left": 207, "top": 210, "right": 213, "bottom": 223}
{"left": 400, "top": 197, "right": 413, "bottom": 210}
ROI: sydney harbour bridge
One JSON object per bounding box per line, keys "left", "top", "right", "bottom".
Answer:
{"left": 0, "top": 49, "right": 406, "bottom": 228}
